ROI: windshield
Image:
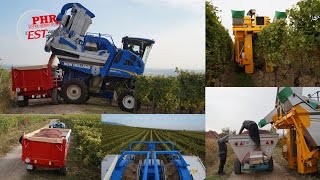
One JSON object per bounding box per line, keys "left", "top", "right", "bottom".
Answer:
{"left": 128, "top": 44, "right": 141, "bottom": 56}
{"left": 142, "top": 45, "right": 153, "bottom": 63}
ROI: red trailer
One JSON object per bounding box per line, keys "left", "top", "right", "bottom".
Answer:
{"left": 21, "top": 128, "right": 72, "bottom": 175}
{"left": 11, "top": 64, "right": 62, "bottom": 107}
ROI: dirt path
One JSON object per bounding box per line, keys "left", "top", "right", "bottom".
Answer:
{"left": 7, "top": 97, "right": 125, "bottom": 114}
{"left": 228, "top": 160, "right": 296, "bottom": 180}
{"left": 0, "top": 146, "right": 26, "bottom": 180}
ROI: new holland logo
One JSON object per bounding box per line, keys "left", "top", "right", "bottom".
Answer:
{"left": 63, "top": 62, "right": 91, "bottom": 69}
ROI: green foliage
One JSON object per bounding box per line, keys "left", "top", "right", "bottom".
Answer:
{"left": 206, "top": 1, "right": 234, "bottom": 86}
{"left": 256, "top": 0, "right": 320, "bottom": 85}
{"left": 133, "top": 70, "right": 205, "bottom": 113}
{"left": 61, "top": 115, "right": 102, "bottom": 166}
{"left": 256, "top": 19, "right": 290, "bottom": 67}
{"left": 0, "top": 115, "right": 47, "bottom": 134}
{"left": 0, "top": 68, "right": 12, "bottom": 112}
{"left": 151, "top": 76, "right": 179, "bottom": 113}
{"left": 177, "top": 69, "right": 205, "bottom": 113}
{"left": 220, "top": 127, "right": 236, "bottom": 137}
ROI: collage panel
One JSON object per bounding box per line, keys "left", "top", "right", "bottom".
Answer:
{"left": 206, "top": 87, "right": 320, "bottom": 179}
{"left": 0, "top": 0, "right": 204, "bottom": 115}
{"left": 206, "top": 0, "right": 320, "bottom": 87}
{"left": 0, "top": 114, "right": 101, "bottom": 179}
{"left": 100, "top": 114, "right": 205, "bottom": 180}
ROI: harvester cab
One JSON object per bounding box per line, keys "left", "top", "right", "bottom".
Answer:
{"left": 101, "top": 141, "right": 206, "bottom": 180}
{"left": 260, "top": 87, "right": 320, "bottom": 174}
{"left": 122, "top": 36, "right": 155, "bottom": 63}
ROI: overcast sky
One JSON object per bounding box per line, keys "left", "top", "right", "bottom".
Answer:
{"left": 212, "top": 0, "right": 300, "bottom": 36}
{"left": 0, "top": 0, "right": 204, "bottom": 70}
{"left": 206, "top": 87, "right": 320, "bottom": 133}
{"left": 102, "top": 114, "right": 205, "bottom": 131}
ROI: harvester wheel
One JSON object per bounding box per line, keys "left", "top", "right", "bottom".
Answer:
{"left": 118, "top": 91, "right": 139, "bottom": 112}
{"left": 267, "top": 157, "right": 274, "bottom": 172}
{"left": 234, "top": 158, "right": 241, "bottom": 175}
{"left": 61, "top": 79, "right": 88, "bottom": 104}
{"left": 84, "top": 94, "right": 90, "bottom": 103}
{"left": 51, "top": 88, "right": 60, "bottom": 105}
{"left": 59, "top": 165, "right": 67, "bottom": 175}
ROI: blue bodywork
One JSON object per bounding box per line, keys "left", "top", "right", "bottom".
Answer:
{"left": 48, "top": 3, "right": 155, "bottom": 100}
{"left": 57, "top": 3, "right": 95, "bottom": 19}
{"left": 110, "top": 141, "right": 192, "bottom": 180}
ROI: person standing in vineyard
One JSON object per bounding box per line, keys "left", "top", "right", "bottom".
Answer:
{"left": 217, "top": 134, "right": 228, "bottom": 174}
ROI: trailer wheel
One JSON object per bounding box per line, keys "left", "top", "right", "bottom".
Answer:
{"left": 51, "top": 88, "right": 60, "bottom": 105}
{"left": 118, "top": 91, "right": 138, "bottom": 112}
{"left": 60, "top": 165, "right": 67, "bottom": 175}
{"left": 62, "top": 79, "right": 88, "bottom": 104}
{"left": 25, "top": 164, "right": 35, "bottom": 173}
{"left": 17, "top": 97, "right": 28, "bottom": 107}
{"left": 234, "top": 158, "right": 241, "bottom": 175}
{"left": 267, "top": 157, "right": 274, "bottom": 172}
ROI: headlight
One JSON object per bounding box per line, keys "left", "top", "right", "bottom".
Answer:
{"left": 16, "top": 88, "right": 21, "bottom": 92}
{"left": 25, "top": 157, "right": 30, "bottom": 163}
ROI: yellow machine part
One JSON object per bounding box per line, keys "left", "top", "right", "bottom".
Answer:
{"left": 273, "top": 105, "right": 320, "bottom": 174}
{"left": 233, "top": 15, "right": 272, "bottom": 74}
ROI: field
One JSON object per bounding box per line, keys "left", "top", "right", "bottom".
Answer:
{"left": 101, "top": 124, "right": 205, "bottom": 161}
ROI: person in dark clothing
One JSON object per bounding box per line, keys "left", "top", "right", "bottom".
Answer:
{"left": 239, "top": 120, "right": 261, "bottom": 150}
{"left": 217, "top": 135, "right": 228, "bottom": 174}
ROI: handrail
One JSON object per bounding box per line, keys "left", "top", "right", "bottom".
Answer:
{"left": 86, "top": 32, "right": 115, "bottom": 45}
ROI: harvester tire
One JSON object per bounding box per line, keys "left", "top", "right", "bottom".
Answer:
{"left": 118, "top": 91, "right": 138, "bottom": 112}
{"left": 51, "top": 88, "right": 60, "bottom": 105}
{"left": 234, "top": 158, "right": 241, "bottom": 175}
{"left": 61, "top": 79, "right": 88, "bottom": 104}
{"left": 267, "top": 157, "right": 274, "bottom": 172}
{"left": 84, "top": 94, "right": 90, "bottom": 103}
{"left": 60, "top": 165, "right": 67, "bottom": 175}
